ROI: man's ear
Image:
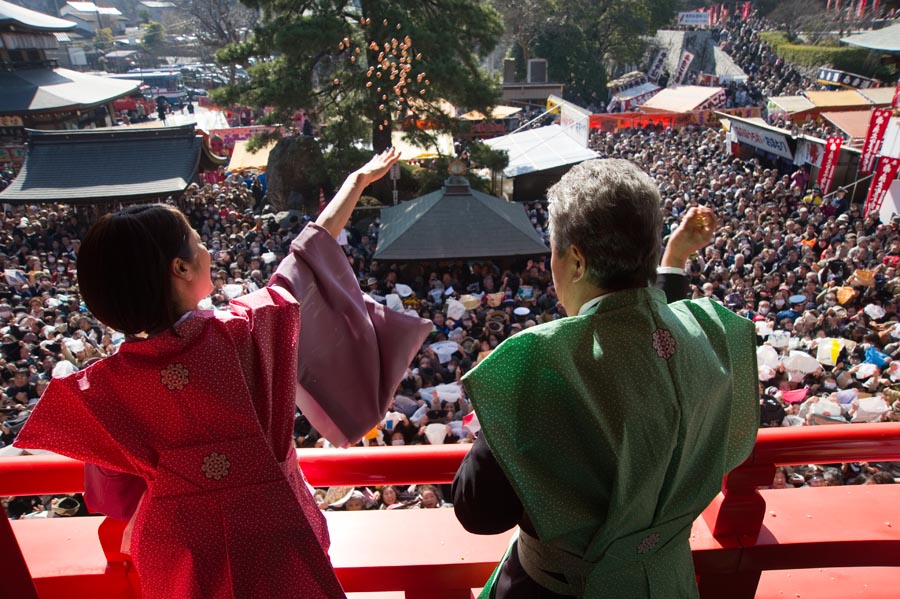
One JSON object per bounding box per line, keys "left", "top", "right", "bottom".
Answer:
{"left": 569, "top": 244, "right": 588, "bottom": 283}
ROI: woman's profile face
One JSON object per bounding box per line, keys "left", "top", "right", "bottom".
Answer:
{"left": 179, "top": 227, "right": 214, "bottom": 307}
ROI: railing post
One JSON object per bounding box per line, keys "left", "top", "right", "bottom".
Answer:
{"left": 697, "top": 462, "right": 774, "bottom": 599}
{"left": 0, "top": 512, "right": 40, "bottom": 599}
{"left": 97, "top": 516, "right": 141, "bottom": 597}
{"left": 712, "top": 465, "right": 773, "bottom": 542}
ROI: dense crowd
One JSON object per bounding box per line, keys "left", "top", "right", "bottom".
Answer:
{"left": 719, "top": 16, "right": 812, "bottom": 105}
{"left": 4, "top": 14, "right": 899, "bottom": 520}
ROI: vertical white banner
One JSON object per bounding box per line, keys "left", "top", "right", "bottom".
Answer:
{"left": 675, "top": 51, "right": 695, "bottom": 85}
{"left": 551, "top": 95, "right": 591, "bottom": 147}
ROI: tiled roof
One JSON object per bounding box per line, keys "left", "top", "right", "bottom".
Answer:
{"left": 0, "top": 125, "right": 202, "bottom": 204}
{"left": 841, "top": 23, "right": 900, "bottom": 53}
{"left": 374, "top": 179, "right": 549, "bottom": 260}
{"left": 0, "top": 0, "right": 76, "bottom": 32}
{"left": 0, "top": 68, "right": 137, "bottom": 114}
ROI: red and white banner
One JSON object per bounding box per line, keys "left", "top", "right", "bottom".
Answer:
{"left": 865, "top": 157, "right": 900, "bottom": 216}
{"left": 859, "top": 109, "right": 892, "bottom": 174}
{"left": 675, "top": 50, "right": 695, "bottom": 85}
{"left": 817, "top": 136, "right": 843, "bottom": 194}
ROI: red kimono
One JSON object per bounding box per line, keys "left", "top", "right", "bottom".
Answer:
{"left": 15, "top": 224, "right": 432, "bottom": 598}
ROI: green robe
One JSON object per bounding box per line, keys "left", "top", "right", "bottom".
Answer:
{"left": 462, "top": 287, "right": 758, "bottom": 597}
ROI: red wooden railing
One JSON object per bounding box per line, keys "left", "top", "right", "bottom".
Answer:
{"left": 2, "top": 423, "right": 900, "bottom": 598}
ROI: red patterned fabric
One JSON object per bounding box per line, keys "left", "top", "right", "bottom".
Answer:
{"left": 15, "top": 287, "right": 344, "bottom": 598}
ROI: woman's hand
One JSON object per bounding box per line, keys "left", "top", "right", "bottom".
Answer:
{"left": 354, "top": 147, "right": 401, "bottom": 187}
{"left": 316, "top": 147, "right": 401, "bottom": 239}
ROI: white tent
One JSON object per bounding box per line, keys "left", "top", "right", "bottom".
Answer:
{"left": 227, "top": 140, "right": 276, "bottom": 173}
{"left": 391, "top": 130, "right": 455, "bottom": 160}
{"left": 640, "top": 85, "right": 725, "bottom": 113}
{"left": 878, "top": 180, "right": 900, "bottom": 224}
{"left": 485, "top": 124, "right": 599, "bottom": 177}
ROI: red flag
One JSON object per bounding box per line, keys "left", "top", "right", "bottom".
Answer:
{"left": 858, "top": 0, "right": 867, "bottom": 16}
{"left": 817, "top": 136, "right": 843, "bottom": 195}
{"left": 827, "top": 0, "right": 832, "bottom": 11}
{"left": 741, "top": 1, "right": 751, "bottom": 19}
{"left": 865, "top": 157, "right": 900, "bottom": 217}
{"left": 859, "top": 109, "right": 892, "bottom": 175}
{"left": 892, "top": 79, "right": 900, "bottom": 109}
{"left": 317, "top": 188, "right": 327, "bottom": 215}
{"left": 874, "top": 0, "right": 880, "bottom": 16}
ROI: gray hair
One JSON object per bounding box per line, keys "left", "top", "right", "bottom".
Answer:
{"left": 548, "top": 159, "right": 662, "bottom": 290}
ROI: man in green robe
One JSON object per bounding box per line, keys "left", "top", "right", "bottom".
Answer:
{"left": 452, "top": 159, "right": 758, "bottom": 598}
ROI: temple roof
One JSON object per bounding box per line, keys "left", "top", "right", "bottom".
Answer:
{"left": 374, "top": 178, "right": 548, "bottom": 260}
{"left": 0, "top": 125, "right": 205, "bottom": 204}
{"left": 0, "top": 68, "right": 138, "bottom": 115}
{"left": 841, "top": 23, "right": 900, "bottom": 53}
{"left": 0, "top": 0, "right": 76, "bottom": 32}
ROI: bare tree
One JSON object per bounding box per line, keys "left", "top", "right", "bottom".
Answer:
{"left": 489, "top": 0, "right": 555, "bottom": 64}
{"left": 175, "top": 0, "right": 258, "bottom": 52}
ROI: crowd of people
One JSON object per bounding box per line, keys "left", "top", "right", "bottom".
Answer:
{"left": 4, "top": 12, "right": 899, "bottom": 522}
{"left": 719, "top": 16, "right": 812, "bottom": 106}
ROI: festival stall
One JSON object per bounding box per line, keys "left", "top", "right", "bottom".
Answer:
{"left": 608, "top": 83, "right": 662, "bottom": 113}
{"left": 485, "top": 124, "right": 598, "bottom": 201}
{"left": 803, "top": 90, "right": 874, "bottom": 115}
{"left": 589, "top": 106, "right": 760, "bottom": 133}
{"left": 227, "top": 140, "right": 276, "bottom": 173}
{"left": 820, "top": 110, "right": 876, "bottom": 147}
{"left": 458, "top": 106, "right": 522, "bottom": 120}
{"left": 639, "top": 85, "right": 726, "bottom": 113}
{"left": 856, "top": 87, "right": 898, "bottom": 107}
{"left": 606, "top": 71, "right": 662, "bottom": 113}
{"left": 720, "top": 112, "right": 865, "bottom": 200}
{"left": 207, "top": 125, "right": 276, "bottom": 156}
{"left": 766, "top": 95, "right": 816, "bottom": 123}
{"left": 456, "top": 105, "right": 521, "bottom": 139}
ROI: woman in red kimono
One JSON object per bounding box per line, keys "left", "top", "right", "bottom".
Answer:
{"left": 15, "top": 148, "right": 431, "bottom": 598}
